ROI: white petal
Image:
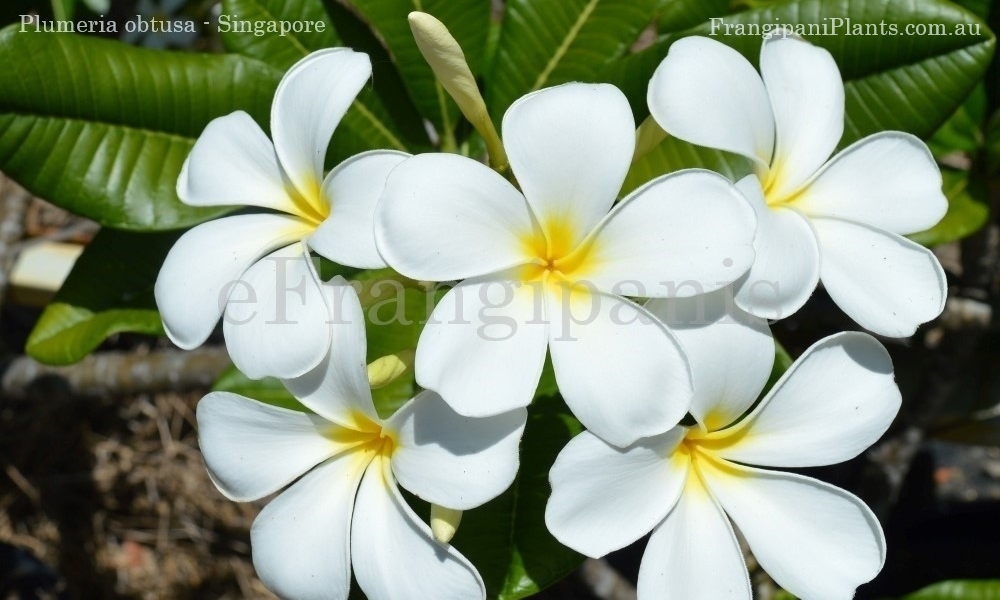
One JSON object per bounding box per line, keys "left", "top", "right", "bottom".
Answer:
{"left": 352, "top": 459, "right": 486, "bottom": 600}
{"left": 375, "top": 153, "right": 535, "bottom": 281}
{"left": 646, "top": 289, "right": 773, "bottom": 432}
{"left": 713, "top": 332, "right": 900, "bottom": 467}
{"left": 584, "top": 169, "right": 756, "bottom": 297}
{"left": 281, "top": 278, "right": 379, "bottom": 429}
{"left": 701, "top": 457, "right": 886, "bottom": 600}
{"left": 272, "top": 49, "right": 372, "bottom": 205}
{"left": 733, "top": 176, "right": 820, "bottom": 320}
{"left": 155, "top": 214, "right": 312, "bottom": 349}
{"left": 637, "top": 473, "right": 751, "bottom": 600}
{"left": 223, "top": 243, "right": 332, "bottom": 379}
{"left": 196, "top": 391, "right": 336, "bottom": 502}
{"left": 387, "top": 391, "right": 526, "bottom": 509}
{"left": 793, "top": 132, "right": 947, "bottom": 235}
{"left": 648, "top": 36, "right": 774, "bottom": 169}
{"left": 415, "top": 278, "right": 548, "bottom": 417}
{"left": 177, "top": 111, "right": 303, "bottom": 216}
{"left": 309, "top": 150, "right": 409, "bottom": 269}
{"left": 503, "top": 83, "right": 634, "bottom": 249}
{"left": 250, "top": 452, "right": 368, "bottom": 600}
{"left": 814, "top": 218, "right": 947, "bottom": 337}
{"left": 761, "top": 35, "right": 844, "bottom": 200}
{"left": 548, "top": 290, "right": 692, "bottom": 447}
{"left": 545, "top": 429, "right": 688, "bottom": 558}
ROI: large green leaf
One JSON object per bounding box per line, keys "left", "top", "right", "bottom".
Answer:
{"left": 899, "top": 580, "right": 1000, "bottom": 599}
{"left": 452, "top": 393, "right": 583, "bottom": 600}
{"left": 0, "top": 25, "right": 280, "bottom": 230}
{"left": 219, "top": 0, "right": 410, "bottom": 160}
{"left": 908, "top": 169, "right": 989, "bottom": 246}
{"left": 487, "top": 0, "right": 660, "bottom": 119}
{"left": 603, "top": 0, "right": 995, "bottom": 144}
{"left": 622, "top": 134, "right": 752, "bottom": 195}
{"left": 348, "top": 0, "right": 490, "bottom": 140}
{"left": 219, "top": 0, "right": 342, "bottom": 71}
{"left": 25, "top": 229, "right": 180, "bottom": 365}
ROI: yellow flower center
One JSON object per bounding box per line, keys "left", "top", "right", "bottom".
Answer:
{"left": 517, "top": 216, "right": 596, "bottom": 288}
{"left": 286, "top": 176, "right": 331, "bottom": 227}
{"left": 326, "top": 410, "right": 397, "bottom": 461}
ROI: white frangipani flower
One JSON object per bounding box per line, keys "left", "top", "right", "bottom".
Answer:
{"left": 198, "top": 280, "right": 526, "bottom": 600}
{"left": 375, "top": 82, "right": 757, "bottom": 447}
{"left": 546, "top": 293, "right": 899, "bottom": 600}
{"left": 155, "top": 48, "right": 408, "bottom": 379}
{"left": 648, "top": 34, "right": 948, "bottom": 337}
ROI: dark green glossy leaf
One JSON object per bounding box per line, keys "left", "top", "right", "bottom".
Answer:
{"left": 25, "top": 229, "right": 179, "bottom": 365}
{"left": 604, "top": 0, "right": 996, "bottom": 144}
{"left": 928, "top": 84, "right": 987, "bottom": 156}
{"left": 218, "top": 0, "right": 410, "bottom": 161}
{"left": 219, "top": 0, "right": 341, "bottom": 71}
{"left": 0, "top": 25, "right": 279, "bottom": 230}
{"left": 211, "top": 365, "right": 309, "bottom": 412}
{"left": 348, "top": 0, "right": 490, "bottom": 139}
{"left": 452, "top": 394, "right": 583, "bottom": 600}
{"left": 622, "top": 134, "right": 752, "bottom": 196}
{"left": 908, "top": 169, "right": 989, "bottom": 246}
{"left": 488, "top": 0, "right": 660, "bottom": 119}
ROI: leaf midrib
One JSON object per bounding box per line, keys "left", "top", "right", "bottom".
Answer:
{"left": 529, "top": 0, "right": 600, "bottom": 92}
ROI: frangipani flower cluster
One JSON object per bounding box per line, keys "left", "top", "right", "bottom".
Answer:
{"left": 155, "top": 19, "right": 947, "bottom": 600}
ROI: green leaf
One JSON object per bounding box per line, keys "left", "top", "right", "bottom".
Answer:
{"left": 622, "top": 134, "right": 752, "bottom": 196}
{"left": 0, "top": 26, "right": 280, "bottom": 230}
{"left": 657, "top": 0, "right": 735, "bottom": 33}
{"left": 898, "top": 579, "right": 1000, "bottom": 599}
{"left": 488, "top": 0, "right": 660, "bottom": 119}
{"left": 211, "top": 365, "right": 310, "bottom": 412}
{"left": 452, "top": 394, "right": 584, "bottom": 600}
{"left": 219, "top": 0, "right": 342, "bottom": 71}
{"left": 928, "top": 84, "right": 987, "bottom": 157}
{"left": 908, "top": 169, "right": 989, "bottom": 246}
{"left": 219, "top": 0, "right": 410, "bottom": 161}
{"left": 25, "top": 229, "right": 179, "bottom": 365}
{"left": 348, "top": 0, "right": 491, "bottom": 140}
{"left": 603, "top": 0, "right": 996, "bottom": 144}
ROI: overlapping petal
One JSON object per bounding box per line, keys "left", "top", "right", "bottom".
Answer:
{"left": 352, "top": 460, "right": 486, "bottom": 600}
{"left": 548, "top": 290, "right": 692, "bottom": 447}
{"left": 375, "top": 154, "right": 536, "bottom": 281}
{"left": 637, "top": 473, "right": 751, "bottom": 600}
{"left": 309, "top": 150, "right": 409, "bottom": 268}
{"left": 177, "top": 111, "right": 299, "bottom": 215}
{"left": 387, "top": 392, "right": 526, "bottom": 509}
{"left": 272, "top": 48, "right": 372, "bottom": 209}
{"left": 793, "top": 132, "right": 947, "bottom": 235}
{"left": 647, "top": 290, "right": 773, "bottom": 432}
{"left": 545, "top": 429, "right": 688, "bottom": 558}
{"left": 196, "top": 392, "right": 338, "bottom": 502}
{"left": 223, "top": 243, "right": 332, "bottom": 379}
{"left": 583, "top": 169, "right": 755, "bottom": 297}
{"left": 711, "top": 332, "right": 899, "bottom": 467}
{"left": 701, "top": 457, "right": 886, "bottom": 600}
{"left": 760, "top": 34, "right": 844, "bottom": 200}
{"left": 281, "top": 278, "right": 379, "bottom": 429}
{"left": 503, "top": 83, "right": 635, "bottom": 248}
{"left": 250, "top": 452, "right": 367, "bottom": 600}
{"left": 415, "top": 278, "right": 548, "bottom": 417}
{"left": 155, "top": 214, "right": 313, "bottom": 350}
{"left": 732, "top": 176, "right": 820, "bottom": 319}
{"left": 648, "top": 36, "right": 775, "bottom": 170}
{"left": 813, "top": 218, "right": 947, "bottom": 337}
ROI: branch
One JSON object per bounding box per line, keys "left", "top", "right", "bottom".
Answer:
{"left": 1, "top": 347, "right": 231, "bottom": 401}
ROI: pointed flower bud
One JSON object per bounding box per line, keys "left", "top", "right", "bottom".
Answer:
{"left": 430, "top": 504, "right": 464, "bottom": 543}
{"left": 408, "top": 11, "right": 508, "bottom": 172}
